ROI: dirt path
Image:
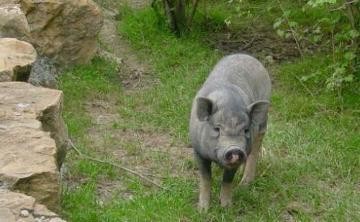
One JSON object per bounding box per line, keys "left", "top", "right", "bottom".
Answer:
{"left": 98, "top": 6, "right": 156, "bottom": 91}
{"left": 82, "top": 1, "right": 194, "bottom": 201}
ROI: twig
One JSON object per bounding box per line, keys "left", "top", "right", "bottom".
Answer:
{"left": 346, "top": 0, "right": 359, "bottom": 4}
{"left": 330, "top": 0, "right": 359, "bottom": 11}
{"left": 220, "top": 40, "right": 244, "bottom": 44}
{"left": 188, "top": 0, "right": 200, "bottom": 27}
{"left": 142, "top": 172, "right": 166, "bottom": 179}
{"left": 294, "top": 76, "right": 315, "bottom": 98}
{"left": 277, "top": 0, "right": 304, "bottom": 58}
{"left": 259, "top": 164, "right": 272, "bottom": 178}
{"left": 240, "top": 37, "right": 256, "bottom": 50}
{"left": 68, "top": 140, "right": 168, "bottom": 190}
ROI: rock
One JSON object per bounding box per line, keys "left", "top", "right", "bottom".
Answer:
{"left": 265, "top": 55, "right": 275, "bottom": 64}
{"left": 0, "top": 0, "right": 103, "bottom": 66}
{"left": 34, "top": 203, "right": 57, "bottom": 217}
{"left": 0, "top": 208, "right": 16, "bottom": 221}
{"left": 28, "top": 56, "right": 58, "bottom": 89}
{"left": 0, "top": 0, "right": 20, "bottom": 3}
{"left": 0, "top": 190, "right": 66, "bottom": 222}
{"left": 0, "top": 82, "right": 69, "bottom": 211}
{"left": 49, "top": 218, "right": 67, "bottom": 222}
{"left": 20, "top": 209, "right": 30, "bottom": 217}
{"left": 19, "top": 0, "right": 103, "bottom": 66}
{"left": 0, "top": 4, "right": 30, "bottom": 40}
{"left": 97, "top": 49, "right": 123, "bottom": 66}
{"left": 0, "top": 38, "right": 37, "bottom": 82}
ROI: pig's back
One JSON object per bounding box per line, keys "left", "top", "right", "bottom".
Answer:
{"left": 201, "top": 54, "right": 271, "bottom": 101}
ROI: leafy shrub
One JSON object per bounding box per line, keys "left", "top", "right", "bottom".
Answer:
{"left": 273, "top": 0, "right": 359, "bottom": 93}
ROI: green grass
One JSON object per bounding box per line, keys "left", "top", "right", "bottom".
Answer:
{"left": 116, "top": 7, "right": 221, "bottom": 141}
{"left": 59, "top": 58, "right": 120, "bottom": 138}
{"left": 59, "top": 3, "right": 360, "bottom": 222}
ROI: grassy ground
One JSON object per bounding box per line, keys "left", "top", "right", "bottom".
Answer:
{"left": 60, "top": 1, "right": 360, "bottom": 221}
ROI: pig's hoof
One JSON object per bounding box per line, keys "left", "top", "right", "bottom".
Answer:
{"left": 220, "top": 198, "right": 232, "bottom": 207}
{"left": 240, "top": 177, "right": 253, "bottom": 186}
{"left": 197, "top": 203, "right": 209, "bottom": 213}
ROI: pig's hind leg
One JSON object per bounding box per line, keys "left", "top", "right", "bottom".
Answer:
{"left": 240, "top": 132, "right": 265, "bottom": 185}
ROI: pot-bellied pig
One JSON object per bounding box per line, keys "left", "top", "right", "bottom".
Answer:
{"left": 189, "top": 54, "right": 271, "bottom": 211}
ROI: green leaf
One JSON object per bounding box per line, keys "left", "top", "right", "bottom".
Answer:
{"left": 276, "top": 29, "right": 285, "bottom": 38}
{"left": 289, "top": 21, "right": 298, "bottom": 28}
{"left": 334, "top": 66, "right": 346, "bottom": 76}
{"left": 344, "top": 52, "right": 355, "bottom": 61}
{"left": 307, "top": 0, "right": 337, "bottom": 7}
{"left": 273, "top": 19, "right": 283, "bottom": 29}
{"left": 344, "top": 75, "right": 354, "bottom": 82}
{"left": 283, "top": 10, "right": 291, "bottom": 17}
{"left": 348, "top": 30, "right": 360, "bottom": 39}
{"left": 312, "top": 35, "right": 322, "bottom": 43}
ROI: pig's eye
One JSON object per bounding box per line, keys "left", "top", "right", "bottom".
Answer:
{"left": 212, "top": 127, "right": 221, "bottom": 137}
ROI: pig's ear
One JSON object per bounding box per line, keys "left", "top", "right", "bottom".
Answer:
{"left": 196, "top": 97, "right": 217, "bottom": 121}
{"left": 247, "top": 100, "right": 270, "bottom": 126}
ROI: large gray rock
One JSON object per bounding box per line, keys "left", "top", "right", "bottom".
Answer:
{"left": 0, "top": 82, "right": 69, "bottom": 211}
{"left": 0, "top": 38, "right": 37, "bottom": 82}
{"left": 28, "top": 56, "right": 58, "bottom": 89}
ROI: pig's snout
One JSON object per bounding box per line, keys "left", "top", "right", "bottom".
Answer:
{"left": 224, "top": 147, "right": 247, "bottom": 165}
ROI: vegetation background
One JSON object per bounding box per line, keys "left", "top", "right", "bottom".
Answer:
{"left": 59, "top": 0, "right": 359, "bottom": 221}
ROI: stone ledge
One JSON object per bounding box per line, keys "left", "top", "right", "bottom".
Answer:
{"left": 0, "top": 189, "right": 65, "bottom": 222}
{"left": 0, "top": 38, "right": 37, "bottom": 82}
{"left": 0, "top": 82, "right": 68, "bottom": 218}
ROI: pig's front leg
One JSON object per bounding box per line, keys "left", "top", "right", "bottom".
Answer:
{"left": 196, "top": 154, "right": 212, "bottom": 212}
{"left": 220, "top": 168, "right": 237, "bottom": 207}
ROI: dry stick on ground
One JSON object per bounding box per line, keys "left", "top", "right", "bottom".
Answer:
{"left": 68, "top": 140, "right": 168, "bottom": 190}
{"left": 240, "top": 37, "right": 257, "bottom": 51}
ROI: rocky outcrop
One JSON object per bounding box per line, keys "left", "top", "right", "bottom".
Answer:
{"left": 0, "top": 4, "right": 30, "bottom": 40}
{"left": 0, "top": 38, "right": 37, "bottom": 82}
{"left": 0, "top": 82, "right": 68, "bottom": 212}
{"left": 0, "top": 0, "right": 20, "bottom": 4}
{"left": 0, "top": 0, "right": 103, "bottom": 66}
{"left": 0, "top": 190, "right": 65, "bottom": 222}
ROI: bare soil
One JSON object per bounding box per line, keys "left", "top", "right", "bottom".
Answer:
{"left": 98, "top": 7, "right": 158, "bottom": 91}
{"left": 207, "top": 25, "right": 321, "bottom": 63}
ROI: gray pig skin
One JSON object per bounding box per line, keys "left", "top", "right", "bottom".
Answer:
{"left": 189, "top": 53, "right": 271, "bottom": 211}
